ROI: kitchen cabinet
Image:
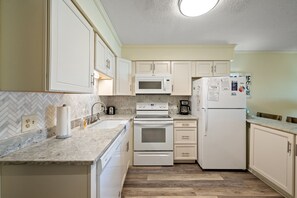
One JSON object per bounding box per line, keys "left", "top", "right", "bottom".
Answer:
{"left": 295, "top": 136, "right": 297, "bottom": 198}
{"left": 171, "top": 61, "right": 192, "bottom": 95}
{"left": 1, "top": 164, "right": 96, "bottom": 198}
{"left": 95, "top": 34, "right": 115, "bottom": 78}
{"left": 116, "top": 58, "right": 133, "bottom": 95}
{"left": 193, "top": 61, "right": 230, "bottom": 77}
{"left": 249, "top": 124, "right": 294, "bottom": 196}
{"left": 135, "top": 61, "right": 171, "bottom": 75}
{"left": 0, "top": 0, "right": 94, "bottom": 93}
{"left": 174, "top": 120, "right": 197, "bottom": 162}
{"left": 121, "top": 121, "right": 133, "bottom": 186}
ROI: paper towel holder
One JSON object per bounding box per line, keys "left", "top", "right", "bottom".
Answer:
{"left": 56, "top": 104, "right": 72, "bottom": 139}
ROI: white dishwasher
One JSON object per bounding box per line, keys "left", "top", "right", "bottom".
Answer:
{"left": 97, "top": 129, "right": 125, "bottom": 198}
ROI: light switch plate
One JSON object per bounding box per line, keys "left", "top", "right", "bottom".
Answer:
{"left": 21, "top": 114, "right": 38, "bottom": 132}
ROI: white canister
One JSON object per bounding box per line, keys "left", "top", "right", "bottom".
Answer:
{"left": 56, "top": 104, "right": 71, "bottom": 139}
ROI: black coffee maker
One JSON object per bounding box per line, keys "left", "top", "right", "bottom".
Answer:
{"left": 179, "top": 100, "right": 191, "bottom": 115}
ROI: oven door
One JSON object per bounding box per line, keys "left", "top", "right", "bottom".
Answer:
{"left": 134, "top": 120, "right": 173, "bottom": 151}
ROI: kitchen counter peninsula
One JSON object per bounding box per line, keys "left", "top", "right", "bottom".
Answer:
{"left": 247, "top": 116, "right": 297, "bottom": 135}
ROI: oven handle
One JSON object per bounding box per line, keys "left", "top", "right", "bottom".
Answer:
{"left": 134, "top": 121, "right": 173, "bottom": 126}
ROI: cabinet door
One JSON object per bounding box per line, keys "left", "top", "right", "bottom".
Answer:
{"left": 195, "top": 61, "right": 213, "bottom": 77}
{"left": 295, "top": 136, "right": 297, "bottom": 198}
{"left": 105, "top": 48, "right": 115, "bottom": 78}
{"left": 135, "top": 61, "right": 153, "bottom": 74}
{"left": 171, "top": 61, "right": 192, "bottom": 95}
{"left": 95, "top": 34, "right": 107, "bottom": 74}
{"left": 49, "top": 0, "right": 94, "bottom": 93}
{"left": 116, "top": 58, "right": 132, "bottom": 95}
{"left": 213, "top": 61, "right": 230, "bottom": 76}
{"left": 153, "top": 61, "right": 171, "bottom": 75}
{"left": 249, "top": 124, "right": 294, "bottom": 195}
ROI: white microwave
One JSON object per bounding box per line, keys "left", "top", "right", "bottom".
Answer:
{"left": 135, "top": 75, "right": 172, "bottom": 94}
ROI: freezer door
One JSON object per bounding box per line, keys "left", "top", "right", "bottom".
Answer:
{"left": 198, "top": 109, "right": 246, "bottom": 170}
{"left": 205, "top": 77, "right": 246, "bottom": 109}
{"left": 192, "top": 78, "right": 208, "bottom": 112}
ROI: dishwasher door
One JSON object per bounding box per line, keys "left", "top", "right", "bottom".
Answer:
{"left": 98, "top": 141, "right": 122, "bottom": 198}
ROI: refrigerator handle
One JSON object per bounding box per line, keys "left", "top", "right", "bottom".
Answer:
{"left": 204, "top": 108, "right": 208, "bottom": 136}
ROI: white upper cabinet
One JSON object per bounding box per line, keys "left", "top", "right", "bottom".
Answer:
{"left": 116, "top": 58, "right": 132, "bottom": 95}
{"left": 213, "top": 61, "right": 230, "bottom": 76}
{"left": 0, "top": 0, "right": 94, "bottom": 93}
{"left": 95, "top": 34, "right": 106, "bottom": 74}
{"left": 49, "top": 0, "right": 94, "bottom": 93}
{"left": 135, "top": 61, "right": 171, "bottom": 75}
{"left": 193, "top": 61, "right": 230, "bottom": 77}
{"left": 95, "top": 34, "right": 115, "bottom": 78}
{"left": 171, "top": 61, "right": 192, "bottom": 96}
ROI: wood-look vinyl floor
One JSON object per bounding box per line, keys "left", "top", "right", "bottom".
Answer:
{"left": 122, "top": 164, "right": 283, "bottom": 198}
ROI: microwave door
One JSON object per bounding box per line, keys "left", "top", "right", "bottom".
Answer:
{"left": 136, "top": 78, "right": 164, "bottom": 94}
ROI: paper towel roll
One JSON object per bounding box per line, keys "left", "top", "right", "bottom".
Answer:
{"left": 56, "top": 104, "right": 71, "bottom": 139}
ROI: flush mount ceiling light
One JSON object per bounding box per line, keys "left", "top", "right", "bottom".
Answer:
{"left": 179, "top": 0, "right": 219, "bottom": 17}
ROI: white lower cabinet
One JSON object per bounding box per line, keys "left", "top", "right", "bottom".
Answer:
{"left": 174, "top": 120, "right": 197, "bottom": 162}
{"left": 249, "top": 124, "right": 294, "bottom": 197}
{"left": 295, "top": 136, "right": 297, "bottom": 198}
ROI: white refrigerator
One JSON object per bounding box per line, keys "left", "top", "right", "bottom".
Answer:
{"left": 191, "top": 76, "right": 246, "bottom": 170}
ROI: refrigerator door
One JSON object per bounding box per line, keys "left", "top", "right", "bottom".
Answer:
{"left": 198, "top": 108, "right": 246, "bottom": 169}
{"left": 200, "top": 77, "right": 246, "bottom": 109}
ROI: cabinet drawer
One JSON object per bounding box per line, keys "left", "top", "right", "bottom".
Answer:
{"left": 174, "top": 145, "right": 197, "bottom": 160}
{"left": 174, "top": 120, "right": 197, "bottom": 128}
{"left": 174, "top": 128, "right": 196, "bottom": 144}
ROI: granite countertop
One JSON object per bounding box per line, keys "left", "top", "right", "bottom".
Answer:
{"left": 170, "top": 114, "right": 198, "bottom": 120}
{"left": 0, "top": 115, "right": 134, "bottom": 166}
{"left": 247, "top": 116, "right": 297, "bottom": 135}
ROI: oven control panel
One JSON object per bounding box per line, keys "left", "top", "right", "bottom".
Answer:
{"left": 136, "top": 103, "right": 168, "bottom": 110}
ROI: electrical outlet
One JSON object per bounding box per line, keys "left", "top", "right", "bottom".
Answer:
{"left": 22, "top": 114, "right": 38, "bottom": 132}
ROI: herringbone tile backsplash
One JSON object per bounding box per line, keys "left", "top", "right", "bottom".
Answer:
{"left": 0, "top": 91, "right": 103, "bottom": 141}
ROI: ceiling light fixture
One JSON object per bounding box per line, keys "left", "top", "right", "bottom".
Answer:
{"left": 179, "top": 0, "right": 219, "bottom": 17}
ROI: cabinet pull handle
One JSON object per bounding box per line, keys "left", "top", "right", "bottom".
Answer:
{"left": 182, "top": 123, "right": 189, "bottom": 126}
{"left": 211, "top": 65, "right": 214, "bottom": 73}
{"left": 126, "top": 141, "right": 129, "bottom": 152}
{"left": 287, "top": 141, "right": 292, "bottom": 155}
{"left": 182, "top": 136, "right": 190, "bottom": 139}
{"left": 106, "top": 59, "right": 110, "bottom": 69}
{"left": 182, "top": 153, "right": 190, "bottom": 155}
{"left": 91, "top": 74, "right": 95, "bottom": 86}
{"left": 214, "top": 65, "right": 217, "bottom": 73}
{"left": 172, "top": 85, "right": 174, "bottom": 92}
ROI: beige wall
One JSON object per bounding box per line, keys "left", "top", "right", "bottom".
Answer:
{"left": 122, "top": 45, "right": 235, "bottom": 61}
{"left": 231, "top": 52, "right": 297, "bottom": 119}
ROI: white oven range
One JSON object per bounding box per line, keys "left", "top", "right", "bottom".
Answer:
{"left": 133, "top": 102, "right": 173, "bottom": 166}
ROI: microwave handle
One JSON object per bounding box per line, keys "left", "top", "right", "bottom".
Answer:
{"left": 163, "top": 78, "right": 166, "bottom": 91}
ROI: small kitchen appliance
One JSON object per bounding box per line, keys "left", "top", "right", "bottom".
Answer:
{"left": 133, "top": 102, "right": 173, "bottom": 166}
{"left": 179, "top": 100, "right": 191, "bottom": 115}
{"left": 135, "top": 75, "right": 172, "bottom": 94}
{"left": 107, "top": 106, "right": 115, "bottom": 115}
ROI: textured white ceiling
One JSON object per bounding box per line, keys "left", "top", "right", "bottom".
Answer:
{"left": 100, "top": 0, "right": 297, "bottom": 51}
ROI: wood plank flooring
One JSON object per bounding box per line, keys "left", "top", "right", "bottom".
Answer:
{"left": 122, "top": 164, "right": 283, "bottom": 198}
